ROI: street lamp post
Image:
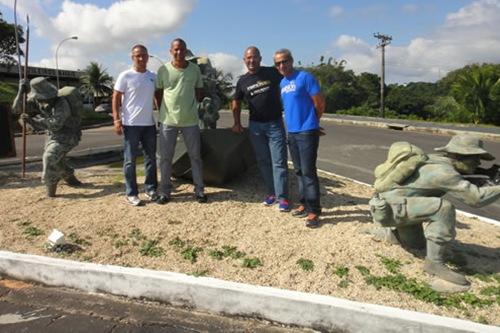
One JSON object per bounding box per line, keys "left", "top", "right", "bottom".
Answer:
{"left": 55, "top": 36, "right": 78, "bottom": 89}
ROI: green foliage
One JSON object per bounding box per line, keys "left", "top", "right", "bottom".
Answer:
{"left": 128, "top": 228, "right": 146, "bottom": 241}
{"left": 333, "top": 266, "right": 349, "bottom": 278}
{"left": 338, "top": 279, "right": 350, "bottom": 288}
{"left": 296, "top": 258, "right": 314, "bottom": 272}
{"left": 23, "top": 226, "right": 42, "bottom": 238}
{"left": 169, "top": 236, "right": 186, "bottom": 249}
{"left": 377, "top": 255, "right": 402, "bottom": 274}
{"left": 242, "top": 257, "right": 262, "bottom": 269}
{"left": 221, "top": 245, "right": 245, "bottom": 259}
{"left": 67, "top": 232, "right": 91, "bottom": 246}
{"left": 480, "top": 286, "right": 500, "bottom": 297}
{"left": 0, "top": 12, "right": 25, "bottom": 65}
{"left": 79, "top": 62, "right": 113, "bottom": 109}
{"left": 181, "top": 246, "right": 203, "bottom": 263}
{"left": 355, "top": 265, "right": 371, "bottom": 276}
{"left": 0, "top": 81, "right": 17, "bottom": 105}
{"left": 190, "top": 270, "right": 209, "bottom": 277}
{"left": 139, "top": 239, "right": 164, "bottom": 257}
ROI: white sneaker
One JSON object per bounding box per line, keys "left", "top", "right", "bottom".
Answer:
{"left": 126, "top": 196, "right": 143, "bottom": 206}
{"left": 145, "top": 191, "right": 159, "bottom": 202}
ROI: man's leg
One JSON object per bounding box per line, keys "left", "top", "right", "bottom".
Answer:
{"left": 248, "top": 120, "right": 275, "bottom": 200}
{"left": 141, "top": 125, "right": 158, "bottom": 195}
{"left": 158, "top": 124, "right": 178, "bottom": 199}
{"left": 266, "top": 119, "right": 289, "bottom": 203}
{"left": 293, "top": 131, "right": 321, "bottom": 215}
{"left": 287, "top": 133, "right": 304, "bottom": 205}
{"left": 181, "top": 125, "right": 205, "bottom": 197}
{"left": 123, "top": 126, "right": 141, "bottom": 197}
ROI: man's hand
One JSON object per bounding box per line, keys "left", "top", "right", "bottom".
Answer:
{"left": 113, "top": 119, "right": 123, "bottom": 135}
{"left": 231, "top": 123, "right": 244, "bottom": 134}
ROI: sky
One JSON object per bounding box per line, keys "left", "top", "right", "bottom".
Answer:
{"left": 1, "top": 0, "right": 500, "bottom": 84}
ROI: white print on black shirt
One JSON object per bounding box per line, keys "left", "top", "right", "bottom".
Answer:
{"left": 247, "top": 80, "right": 271, "bottom": 96}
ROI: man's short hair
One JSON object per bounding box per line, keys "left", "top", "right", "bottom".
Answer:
{"left": 131, "top": 44, "right": 148, "bottom": 54}
{"left": 274, "top": 48, "right": 293, "bottom": 61}
{"left": 171, "top": 38, "right": 187, "bottom": 48}
{"left": 244, "top": 46, "right": 261, "bottom": 57}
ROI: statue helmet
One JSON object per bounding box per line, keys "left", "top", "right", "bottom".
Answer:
{"left": 434, "top": 134, "right": 494, "bottom": 160}
{"left": 28, "top": 77, "right": 58, "bottom": 101}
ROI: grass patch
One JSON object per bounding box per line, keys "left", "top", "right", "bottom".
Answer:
{"left": 67, "top": 232, "right": 91, "bottom": 246}
{"left": 189, "top": 270, "right": 209, "bottom": 277}
{"left": 169, "top": 236, "right": 186, "bottom": 250}
{"left": 338, "top": 279, "right": 350, "bottom": 288}
{"left": 221, "top": 245, "right": 246, "bottom": 259}
{"left": 139, "top": 240, "right": 164, "bottom": 257}
{"left": 129, "top": 228, "right": 146, "bottom": 241}
{"left": 242, "top": 257, "right": 262, "bottom": 269}
{"left": 23, "top": 226, "right": 43, "bottom": 239}
{"left": 181, "top": 246, "right": 203, "bottom": 263}
{"left": 377, "top": 255, "right": 402, "bottom": 274}
{"left": 332, "top": 265, "right": 349, "bottom": 278}
{"left": 296, "top": 258, "right": 314, "bottom": 272}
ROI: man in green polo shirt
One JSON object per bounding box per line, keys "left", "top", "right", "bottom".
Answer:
{"left": 155, "top": 38, "right": 207, "bottom": 203}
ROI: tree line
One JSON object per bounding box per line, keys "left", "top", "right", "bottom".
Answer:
{"left": 306, "top": 59, "right": 500, "bottom": 126}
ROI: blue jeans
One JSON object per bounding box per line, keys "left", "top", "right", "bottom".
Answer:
{"left": 288, "top": 130, "right": 321, "bottom": 214}
{"left": 248, "top": 119, "right": 288, "bottom": 201}
{"left": 123, "top": 125, "right": 158, "bottom": 196}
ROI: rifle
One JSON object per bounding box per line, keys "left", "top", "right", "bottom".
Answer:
{"left": 465, "top": 164, "right": 500, "bottom": 187}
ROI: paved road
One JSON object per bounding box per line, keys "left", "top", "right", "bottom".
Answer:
{"left": 5, "top": 112, "right": 500, "bottom": 220}
{"left": 0, "top": 278, "right": 313, "bottom": 333}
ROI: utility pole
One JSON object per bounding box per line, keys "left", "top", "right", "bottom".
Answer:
{"left": 373, "top": 32, "right": 392, "bottom": 118}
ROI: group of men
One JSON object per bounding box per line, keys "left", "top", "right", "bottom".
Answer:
{"left": 112, "top": 40, "right": 325, "bottom": 227}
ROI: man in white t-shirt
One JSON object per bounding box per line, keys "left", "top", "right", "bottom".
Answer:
{"left": 112, "top": 44, "right": 158, "bottom": 206}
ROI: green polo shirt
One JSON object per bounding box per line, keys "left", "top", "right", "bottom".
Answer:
{"left": 156, "top": 62, "right": 203, "bottom": 127}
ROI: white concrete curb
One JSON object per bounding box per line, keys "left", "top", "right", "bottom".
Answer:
{"left": 0, "top": 251, "right": 497, "bottom": 333}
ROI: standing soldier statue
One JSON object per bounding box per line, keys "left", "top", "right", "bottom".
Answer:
{"left": 12, "top": 77, "right": 83, "bottom": 197}
{"left": 369, "top": 134, "right": 500, "bottom": 291}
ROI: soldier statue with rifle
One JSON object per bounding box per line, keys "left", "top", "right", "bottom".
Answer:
{"left": 369, "top": 134, "right": 500, "bottom": 292}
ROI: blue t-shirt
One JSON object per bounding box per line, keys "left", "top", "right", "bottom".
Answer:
{"left": 280, "top": 70, "right": 320, "bottom": 133}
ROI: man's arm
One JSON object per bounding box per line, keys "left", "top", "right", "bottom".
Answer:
{"left": 231, "top": 99, "right": 244, "bottom": 134}
{"left": 154, "top": 89, "right": 163, "bottom": 112}
{"left": 311, "top": 92, "right": 325, "bottom": 119}
{"left": 111, "top": 90, "right": 123, "bottom": 135}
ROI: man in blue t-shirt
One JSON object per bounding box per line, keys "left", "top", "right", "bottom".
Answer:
{"left": 274, "top": 48, "right": 326, "bottom": 228}
{"left": 232, "top": 46, "right": 289, "bottom": 212}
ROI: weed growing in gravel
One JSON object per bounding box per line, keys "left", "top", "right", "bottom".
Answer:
{"left": 181, "top": 246, "right": 203, "bottom": 263}
{"left": 242, "top": 257, "right": 262, "bottom": 269}
{"left": 68, "top": 232, "right": 91, "bottom": 246}
{"left": 221, "top": 245, "right": 246, "bottom": 259}
{"left": 332, "top": 265, "right": 349, "bottom": 278}
{"left": 208, "top": 249, "right": 224, "bottom": 260}
{"left": 169, "top": 236, "right": 186, "bottom": 250}
{"left": 113, "top": 239, "right": 129, "bottom": 248}
{"left": 338, "top": 279, "right": 350, "bottom": 288}
{"left": 296, "top": 258, "right": 314, "bottom": 272}
{"left": 189, "top": 270, "right": 209, "bottom": 277}
{"left": 23, "top": 226, "right": 42, "bottom": 239}
{"left": 129, "top": 228, "right": 146, "bottom": 242}
{"left": 377, "top": 255, "right": 402, "bottom": 274}
{"left": 139, "top": 240, "right": 164, "bottom": 257}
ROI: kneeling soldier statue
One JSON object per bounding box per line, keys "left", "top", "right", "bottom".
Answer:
{"left": 369, "top": 134, "right": 500, "bottom": 291}
{"left": 12, "top": 77, "right": 83, "bottom": 197}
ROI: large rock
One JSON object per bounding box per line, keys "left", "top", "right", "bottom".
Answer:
{"left": 172, "top": 128, "right": 256, "bottom": 185}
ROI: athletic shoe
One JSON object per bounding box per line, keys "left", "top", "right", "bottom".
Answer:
{"left": 156, "top": 195, "right": 170, "bottom": 204}
{"left": 196, "top": 193, "right": 208, "bottom": 203}
{"left": 262, "top": 195, "right": 276, "bottom": 206}
{"left": 291, "top": 205, "right": 307, "bottom": 218}
{"left": 126, "top": 196, "right": 143, "bottom": 206}
{"left": 278, "top": 199, "right": 290, "bottom": 212}
{"left": 305, "top": 213, "right": 320, "bottom": 228}
{"left": 145, "top": 190, "right": 159, "bottom": 202}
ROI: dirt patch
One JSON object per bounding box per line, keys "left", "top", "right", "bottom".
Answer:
{"left": 0, "top": 165, "right": 499, "bottom": 326}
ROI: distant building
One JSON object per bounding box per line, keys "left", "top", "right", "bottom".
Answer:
{"left": 0, "top": 64, "right": 83, "bottom": 87}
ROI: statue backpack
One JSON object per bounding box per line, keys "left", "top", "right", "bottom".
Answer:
{"left": 373, "top": 141, "right": 428, "bottom": 193}
{"left": 57, "top": 86, "right": 83, "bottom": 129}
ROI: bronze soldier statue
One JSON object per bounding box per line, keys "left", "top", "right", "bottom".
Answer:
{"left": 12, "top": 77, "right": 82, "bottom": 197}
{"left": 369, "top": 134, "right": 500, "bottom": 290}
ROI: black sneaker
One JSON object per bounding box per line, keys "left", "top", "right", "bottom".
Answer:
{"left": 145, "top": 191, "right": 159, "bottom": 202}
{"left": 196, "top": 194, "right": 208, "bottom": 203}
{"left": 291, "top": 205, "right": 307, "bottom": 218}
{"left": 305, "top": 213, "right": 320, "bottom": 228}
{"left": 156, "top": 195, "right": 170, "bottom": 204}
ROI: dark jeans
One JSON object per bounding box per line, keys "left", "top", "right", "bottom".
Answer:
{"left": 288, "top": 130, "right": 321, "bottom": 214}
{"left": 123, "top": 125, "right": 158, "bottom": 196}
{"left": 248, "top": 119, "right": 288, "bottom": 200}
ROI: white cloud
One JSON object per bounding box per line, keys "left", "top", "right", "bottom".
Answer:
{"left": 208, "top": 52, "right": 246, "bottom": 83}
{"left": 331, "top": 0, "right": 500, "bottom": 83}
{"left": 1, "top": 0, "right": 196, "bottom": 71}
{"left": 328, "top": 5, "right": 344, "bottom": 18}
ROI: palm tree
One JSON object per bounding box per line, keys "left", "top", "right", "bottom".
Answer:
{"left": 451, "top": 65, "right": 498, "bottom": 124}
{"left": 80, "top": 62, "right": 113, "bottom": 110}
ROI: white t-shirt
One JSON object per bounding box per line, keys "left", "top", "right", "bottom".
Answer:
{"left": 114, "top": 68, "right": 156, "bottom": 126}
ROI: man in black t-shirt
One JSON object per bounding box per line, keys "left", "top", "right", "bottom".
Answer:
{"left": 232, "top": 46, "right": 289, "bottom": 212}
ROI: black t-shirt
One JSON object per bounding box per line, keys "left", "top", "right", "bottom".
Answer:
{"left": 234, "top": 66, "right": 283, "bottom": 122}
